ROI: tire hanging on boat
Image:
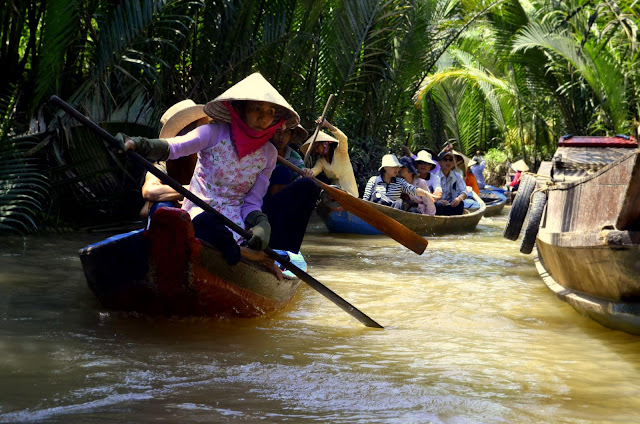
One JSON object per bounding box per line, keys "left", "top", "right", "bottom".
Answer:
{"left": 502, "top": 173, "right": 537, "bottom": 240}
{"left": 519, "top": 190, "right": 547, "bottom": 254}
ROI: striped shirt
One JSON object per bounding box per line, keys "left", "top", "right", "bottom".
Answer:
{"left": 362, "top": 175, "right": 417, "bottom": 201}
{"left": 435, "top": 169, "right": 467, "bottom": 202}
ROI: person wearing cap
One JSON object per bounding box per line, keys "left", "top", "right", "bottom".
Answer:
{"left": 465, "top": 158, "right": 480, "bottom": 195}
{"left": 300, "top": 118, "right": 359, "bottom": 197}
{"left": 262, "top": 124, "right": 319, "bottom": 254}
{"left": 435, "top": 151, "right": 468, "bottom": 216}
{"left": 470, "top": 154, "right": 486, "bottom": 189}
{"left": 397, "top": 156, "right": 436, "bottom": 216}
{"left": 140, "top": 100, "right": 211, "bottom": 223}
{"left": 414, "top": 150, "right": 442, "bottom": 202}
{"left": 362, "top": 154, "right": 432, "bottom": 209}
{"left": 119, "top": 73, "right": 300, "bottom": 277}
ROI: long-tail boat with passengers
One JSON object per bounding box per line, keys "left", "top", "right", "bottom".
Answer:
{"left": 317, "top": 191, "right": 486, "bottom": 235}
{"left": 80, "top": 207, "right": 301, "bottom": 318}
{"left": 503, "top": 135, "right": 640, "bottom": 334}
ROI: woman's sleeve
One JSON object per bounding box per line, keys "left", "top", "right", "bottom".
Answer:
{"left": 331, "top": 128, "right": 349, "bottom": 153}
{"left": 310, "top": 159, "right": 324, "bottom": 176}
{"left": 362, "top": 177, "right": 375, "bottom": 200}
{"left": 401, "top": 180, "right": 418, "bottom": 196}
{"left": 241, "top": 144, "right": 277, "bottom": 221}
{"left": 168, "top": 124, "right": 220, "bottom": 159}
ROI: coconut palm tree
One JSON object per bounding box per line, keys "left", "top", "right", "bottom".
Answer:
{"left": 413, "top": 0, "right": 639, "bottom": 165}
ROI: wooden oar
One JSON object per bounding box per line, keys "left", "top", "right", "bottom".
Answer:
{"left": 50, "top": 95, "right": 383, "bottom": 329}
{"left": 303, "top": 94, "right": 333, "bottom": 166}
{"left": 277, "top": 157, "right": 428, "bottom": 255}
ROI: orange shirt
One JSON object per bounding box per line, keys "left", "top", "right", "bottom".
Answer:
{"left": 465, "top": 172, "right": 480, "bottom": 194}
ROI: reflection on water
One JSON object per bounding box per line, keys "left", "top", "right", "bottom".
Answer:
{"left": 1, "top": 212, "right": 640, "bottom": 423}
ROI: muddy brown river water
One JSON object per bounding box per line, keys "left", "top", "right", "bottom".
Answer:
{"left": 1, "top": 211, "right": 640, "bottom": 423}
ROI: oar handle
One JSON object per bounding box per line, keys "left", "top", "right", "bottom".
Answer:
{"left": 50, "top": 95, "right": 383, "bottom": 329}
{"left": 303, "top": 94, "right": 334, "bottom": 165}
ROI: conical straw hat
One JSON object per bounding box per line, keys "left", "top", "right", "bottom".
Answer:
{"left": 291, "top": 124, "right": 308, "bottom": 145}
{"left": 511, "top": 159, "right": 529, "bottom": 172}
{"left": 159, "top": 100, "right": 209, "bottom": 138}
{"left": 300, "top": 131, "right": 338, "bottom": 154}
{"left": 451, "top": 150, "right": 471, "bottom": 168}
{"left": 204, "top": 73, "right": 300, "bottom": 129}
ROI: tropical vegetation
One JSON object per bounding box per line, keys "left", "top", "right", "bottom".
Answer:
{"left": 1, "top": 0, "right": 638, "bottom": 233}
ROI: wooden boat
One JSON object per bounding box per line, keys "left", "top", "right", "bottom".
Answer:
{"left": 79, "top": 207, "right": 301, "bottom": 318}
{"left": 513, "top": 135, "right": 640, "bottom": 334}
{"left": 479, "top": 189, "right": 507, "bottom": 217}
{"left": 316, "top": 192, "right": 486, "bottom": 235}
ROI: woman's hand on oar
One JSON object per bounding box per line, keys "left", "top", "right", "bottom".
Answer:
{"left": 49, "top": 95, "right": 383, "bottom": 329}
{"left": 277, "top": 156, "right": 428, "bottom": 255}
{"left": 303, "top": 94, "right": 334, "bottom": 166}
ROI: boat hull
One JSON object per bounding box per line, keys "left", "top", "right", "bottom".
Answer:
{"left": 480, "top": 190, "right": 507, "bottom": 217}
{"left": 317, "top": 192, "right": 486, "bottom": 235}
{"left": 80, "top": 207, "right": 300, "bottom": 318}
{"left": 534, "top": 246, "right": 640, "bottom": 335}
{"left": 532, "top": 141, "right": 640, "bottom": 333}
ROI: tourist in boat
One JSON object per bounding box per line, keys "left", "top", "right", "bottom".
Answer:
{"left": 435, "top": 151, "right": 468, "bottom": 216}
{"left": 299, "top": 118, "right": 359, "bottom": 197}
{"left": 119, "top": 73, "right": 300, "bottom": 278}
{"left": 450, "top": 149, "right": 480, "bottom": 197}
{"left": 470, "top": 153, "right": 486, "bottom": 189}
{"left": 398, "top": 156, "right": 436, "bottom": 215}
{"left": 414, "top": 150, "right": 443, "bottom": 202}
{"left": 465, "top": 158, "right": 480, "bottom": 195}
{"left": 140, "top": 99, "right": 210, "bottom": 224}
{"left": 262, "top": 124, "right": 319, "bottom": 275}
{"left": 362, "top": 154, "right": 432, "bottom": 209}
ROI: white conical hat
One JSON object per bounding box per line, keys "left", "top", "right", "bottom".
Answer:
{"left": 291, "top": 124, "right": 308, "bottom": 144}
{"left": 159, "top": 100, "right": 209, "bottom": 138}
{"left": 300, "top": 131, "right": 339, "bottom": 154}
{"left": 511, "top": 159, "right": 529, "bottom": 172}
{"left": 451, "top": 150, "right": 471, "bottom": 168}
{"left": 204, "top": 73, "right": 300, "bottom": 128}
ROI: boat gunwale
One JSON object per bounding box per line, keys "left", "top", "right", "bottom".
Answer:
{"left": 543, "top": 148, "right": 639, "bottom": 192}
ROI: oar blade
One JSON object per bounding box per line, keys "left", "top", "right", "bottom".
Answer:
{"left": 323, "top": 184, "right": 428, "bottom": 255}
{"left": 276, "top": 155, "right": 428, "bottom": 255}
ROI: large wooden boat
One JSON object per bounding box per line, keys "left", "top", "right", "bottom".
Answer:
{"left": 511, "top": 135, "right": 640, "bottom": 334}
{"left": 79, "top": 207, "right": 301, "bottom": 318}
{"left": 317, "top": 192, "right": 486, "bottom": 235}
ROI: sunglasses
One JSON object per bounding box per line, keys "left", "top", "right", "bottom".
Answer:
{"left": 441, "top": 157, "right": 454, "bottom": 162}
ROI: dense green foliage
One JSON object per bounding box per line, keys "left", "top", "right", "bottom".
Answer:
{"left": 1, "top": 0, "right": 638, "bottom": 232}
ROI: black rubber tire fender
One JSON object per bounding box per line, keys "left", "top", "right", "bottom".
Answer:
{"left": 502, "top": 173, "right": 537, "bottom": 240}
{"left": 519, "top": 190, "right": 547, "bottom": 254}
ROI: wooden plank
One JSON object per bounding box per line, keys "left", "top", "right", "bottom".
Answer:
{"left": 616, "top": 150, "right": 640, "bottom": 230}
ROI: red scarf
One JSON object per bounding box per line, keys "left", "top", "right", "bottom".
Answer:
{"left": 224, "top": 102, "right": 285, "bottom": 158}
